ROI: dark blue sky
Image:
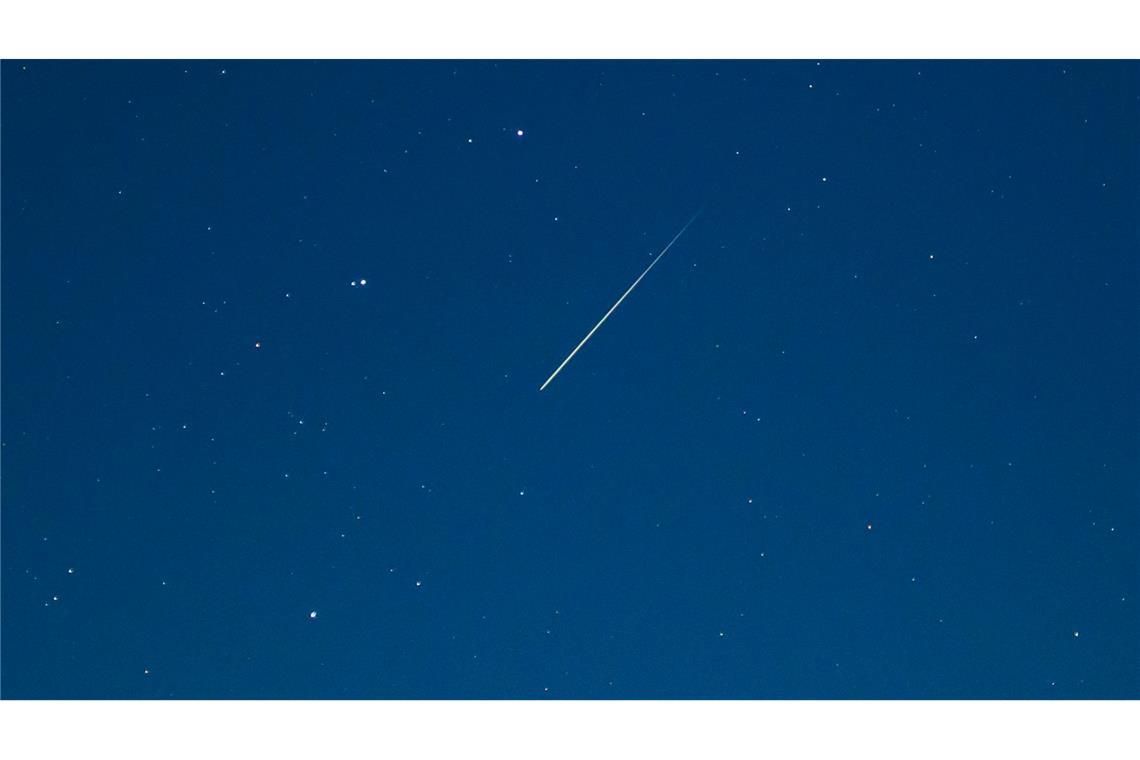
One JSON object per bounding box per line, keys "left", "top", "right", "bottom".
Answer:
{"left": 2, "top": 60, "right": 1136, "bottom": 698}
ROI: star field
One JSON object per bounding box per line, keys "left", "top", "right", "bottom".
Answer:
{"left": 1, "top": 60, "right": 1137, "bottom": 698}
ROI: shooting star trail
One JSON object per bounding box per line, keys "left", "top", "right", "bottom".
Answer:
{"left": 539, "top": 209, "right": 702, "bottom": 391}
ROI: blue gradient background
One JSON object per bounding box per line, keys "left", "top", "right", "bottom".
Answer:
{"left": 2, "top": 60, "right": 1136, "bottom": 698}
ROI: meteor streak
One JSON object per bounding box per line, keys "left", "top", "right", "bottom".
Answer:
{"left": 539, "top": 210, "right": 702, "bottom": 391}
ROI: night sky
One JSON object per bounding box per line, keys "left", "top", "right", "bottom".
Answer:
{"left": 2, "top": 60, "right": 1136, "bottom": 699}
